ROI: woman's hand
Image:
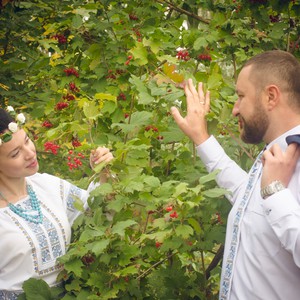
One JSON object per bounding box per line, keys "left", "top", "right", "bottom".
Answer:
{"left": 90, "top": 146, "right": 114, "bottom": 169}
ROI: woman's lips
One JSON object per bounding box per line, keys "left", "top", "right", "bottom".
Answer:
{"left": 27, "top": 159, "right": 38, "bottom": 168}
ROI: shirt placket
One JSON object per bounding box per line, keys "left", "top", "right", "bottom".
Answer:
{"left": 219, "top": 151, "right": 263, "bottom": 300}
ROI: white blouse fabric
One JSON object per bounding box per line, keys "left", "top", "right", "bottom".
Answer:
{"left": 196, "top": 126, "right": 300, "bottom": 300}
{"left": 0, "top": 172, "right": 93, "bottom": 299}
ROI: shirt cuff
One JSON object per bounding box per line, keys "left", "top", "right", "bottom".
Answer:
{"left": 262, "top": 189, "right": 300, "bottom": 223}
{"left": 195, "top": 135, "right": 224, "bottom": 164}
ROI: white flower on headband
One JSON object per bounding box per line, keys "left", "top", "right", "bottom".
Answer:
{"left": 8, "top": 122, "right": 18, "bottom": 133}
{"left": 7, "top": 106, "right": 14, "bottom": 112}
{"left": 0, "top": 106, "right": 26, "bottom": 145}
{"left": 16, "top": 113, "right": 26, "bottom": 124}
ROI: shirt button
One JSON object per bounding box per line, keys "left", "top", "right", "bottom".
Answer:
{"left": 265, "top": 209, "right": 272, "bottom": 215}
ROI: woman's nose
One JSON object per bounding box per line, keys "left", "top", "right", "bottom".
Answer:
{"left": 25, "top": 145, "right": 35, "bottom": 159}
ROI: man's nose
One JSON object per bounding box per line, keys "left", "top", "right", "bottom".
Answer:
{"left": 232, "top": 100, "right": 240, "bottom": 117}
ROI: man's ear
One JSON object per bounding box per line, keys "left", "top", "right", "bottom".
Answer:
{"left": 265, "top": 84, "right": 280, "bottom": 110}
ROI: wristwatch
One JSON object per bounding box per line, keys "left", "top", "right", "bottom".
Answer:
{"left": 260, "top": 180, "right": 286, "bottom": 199}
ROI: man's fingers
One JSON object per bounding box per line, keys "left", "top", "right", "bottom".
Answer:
{"left": 286, "top": 143, "right": 299, "bottom": 156}
{"left": 263, "top": 143, "right": 300, "bottom": 165}
{"left": 269, "top": 144, "right": 283, "bottom": 157}
{"left": 171, "top": 106, "right": 184, "bottom": 126}
{"left": 197, "top": 82, "right": 205, "bottom": 102}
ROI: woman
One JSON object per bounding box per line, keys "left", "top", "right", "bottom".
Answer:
{"left": 0, "top": 107, "right": 113, "bottom": 299}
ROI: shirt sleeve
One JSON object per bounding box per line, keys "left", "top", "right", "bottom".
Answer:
{"left": 60, "top": 179, "right": 99, "bottom": 225}
{"left": 196, "top": 136, "right": 249, "bottom": 205}
{"left": 262, "top": 187, "right": 300, "bottom": 267}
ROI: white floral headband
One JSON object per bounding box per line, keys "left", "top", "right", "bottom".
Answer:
{"left": 0, "top": 106, "right": 26, "bottom": 145}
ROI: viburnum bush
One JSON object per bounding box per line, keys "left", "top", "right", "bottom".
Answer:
{"left": 0, "top": 0, "right": 300, "bottom": 299}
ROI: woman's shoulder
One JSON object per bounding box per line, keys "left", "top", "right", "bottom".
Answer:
{"left": 27, "top": 172, "right": 61, "bottom": 186}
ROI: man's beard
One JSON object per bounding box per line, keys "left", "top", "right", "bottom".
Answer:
{"left": 240, "top": 105, "right": 269, "bottom": 144}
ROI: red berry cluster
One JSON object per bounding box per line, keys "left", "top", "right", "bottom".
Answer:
{"left": 67, "top": 150, "right": 85, "bottom": 170}
{"left": 52, "top": 34, "right": 67, "bottom": 44}
{"left": 290, "top": 41, "right": 300, "bottom": 50}
{"left": 62, "top": 93, "right": 75, "bottom": 101}
{"left": 170, "top": 211, "right": 178, "bottom": 218}
{"left": 81, "top": 253, "right": 95, "bottom": 266}
{"left": 269, "top": 15, "right": 280, "bottom": 23}
{"left": 176, "top": 50, "right": 190, "bottom": 61}
{"left": 117, "top": 92, "right": 126, "bottom": 101}
{"left": 155, "top": 241, "right": 162, "bottom": 248}
{"left": 197, "top": 53, "right": 212, "bottom": 61}
{"left": 42, "top": 120, "right": 53, "bottom": 128}
{"left": 212, "top": 212, "right": 223, "bottom": 225}
{"left": 63, "top": 67, "right": 79, "bottom": 77}
{"left": 129, "top": 14, "right": 138, "bottom": 21}
{"left": 165, "top": 206, "right": 178, "bottom": 218}
{"left": 132, "top": 27, "right": 142, "bottom": 41}
{"left": 106, "top": 71, "right": 116, "bottom": 80}
{"left": 124, "top": 113, "right": 130, "bottom": 119}
{"left": 145, "top": 125, "right": 164, "bottom": 140}
{"left": 55, "top": 102, "right": 69, "bottom": 110}
{"left": 145, "top": 125, "right": 158, "bottom": 132}
{"left": 125, "top": 55, "right": 133, "bottom": 65}
{"left": 106, "top": 69, "right": 126, "bottom": 80}
{"left": 44, "top": 141, "right": 60, "bottom": 155}
{"left": 166, "top": 206, "right": 172, "bottom": 212}
{"left": 72, "top": 138, "right": 82, "bottom": 148}
{"left": 69, "top": 82, "right": 80, "bottom": 92}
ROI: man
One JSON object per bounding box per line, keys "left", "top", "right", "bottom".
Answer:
{"left": 171, "top": 50, "right": 300, "bottom": 300}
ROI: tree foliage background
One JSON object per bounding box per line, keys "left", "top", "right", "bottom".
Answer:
{"left": 0, "top": 0, "right": 300, "bottom": 299}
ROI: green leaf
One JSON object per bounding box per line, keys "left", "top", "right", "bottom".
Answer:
{"left": 88, "top": 239, "right": 110, "bottom": 256}
{"left": 129, "top": 75, "right": 155, "bottom": 104}
{"left": 112, "top": 220, "right": 137, "bottom": 237}
{"left": 193, "top": 36, "right": 208, "bottom": 50}
{"left": 79, "top": 227, "right": 105, "bottom": 242}
{"left": 102, "top": 101, "right": 117, "bottom": 114}
{"left": 83, "top": 101, "right": 101, "bottom": 119}
{"left": 199, "top": 169, "right": 220, "bottom": 184}
{"left": 143, "top": 176, "right": 161, "bottom": 188}
{"left": 107, "top": 195, "right": 128, "bottom": 212}
{"left": 175, "top": 224, "right": 194, "bottom": 239}
{"left": 22, "top": 278, "right": 52, "bottom": 300}
{"left": 123, "top": 180, "right": 144, "bottom": 193}
{"left": 203, "top": 187, "right": 229, "bottom": 198}
{"left": 130, "top": 111, "right": 153, "bottom": 125}
{"left": 114, "top": 265, "right": 138, "bottom": 277}
{"left": 72, "top": 195, "right": 84, "bottom": 212}
{"left": 172, "top": 182, "right": 188, "bottom": 197}
{"left": 91, "top": 182, "right": 113, "bottom": 195}
{"left": 94, "top": 93, "right": 116, "bottom": 101}
{"left": 64, "top": 258, "right": 84, "bottom": 277}
{"left": 92, "top": 161, "right": 107, "bottom": 174}
{"left": 207, "top": 73, "right": 223, "bottom": 90}
{"left": 143, "top": 229, "right": 172, "bottom": 242}
{"left": 138, "top": 91, "right": 156, "bottom": 105}
{"left": 268, "top": 22, "right": 287, "bottom": 39}
{"left": 130, "top": 43, "right": 148, "bottom": 65}
{"left": 188, "top": 218, "right": 202, "bottom": 234}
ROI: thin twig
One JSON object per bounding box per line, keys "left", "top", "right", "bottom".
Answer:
{"left": 156, "top": 0, "right": 210, "bottom": 24}
{"left": 136, "top": 250, "right": 178, "bottom": 279}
